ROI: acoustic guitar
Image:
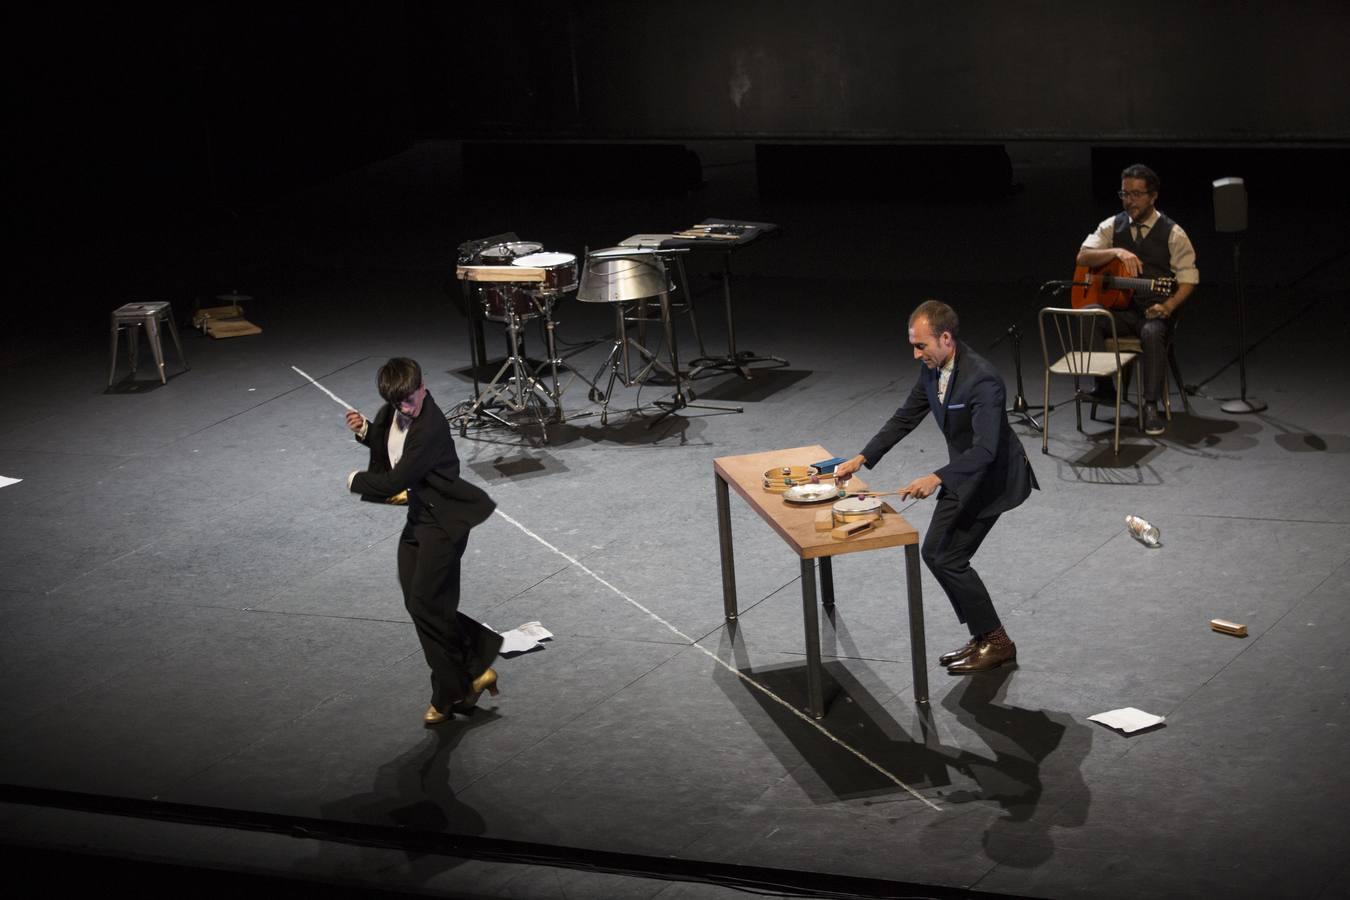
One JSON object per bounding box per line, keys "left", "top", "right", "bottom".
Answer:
{"left": 1070, "top": 258, "right": 1177, "bottom": 310}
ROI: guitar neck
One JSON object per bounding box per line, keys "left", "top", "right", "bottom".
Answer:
{"left": 1104, "top": 275, "right": 1160, "bottom": 293}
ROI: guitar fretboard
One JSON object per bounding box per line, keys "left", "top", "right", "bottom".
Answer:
{"left": 1104, "top": 275, "right": 1172, "bottom": 293}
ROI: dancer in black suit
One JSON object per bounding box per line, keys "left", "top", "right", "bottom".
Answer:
{"left": 345, "top": 357, "right": 502, "bottom": 724}
{"left": 835, "top": 301, "right": 1038, "bottom": 673}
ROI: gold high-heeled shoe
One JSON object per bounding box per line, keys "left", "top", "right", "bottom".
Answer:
{"left": 423, "top": 703, "right": 451, "bottom": 725}
{"left": 453, "top": 667, "right": 500, "bottom": 712}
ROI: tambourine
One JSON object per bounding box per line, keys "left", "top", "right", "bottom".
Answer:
{"left": 762, "top": 465, "right": 834, "bottom": 493}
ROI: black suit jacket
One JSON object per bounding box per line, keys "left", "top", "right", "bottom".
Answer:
{"left": 859, "top": 343, "right": 1037, "bottom": 519}
{"left": 350, "top": 392, "right": 496, "bottom": 540}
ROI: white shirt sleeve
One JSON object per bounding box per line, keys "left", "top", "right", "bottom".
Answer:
{"left": 1168, "top": 224, "right": 1200, "bottom": 285}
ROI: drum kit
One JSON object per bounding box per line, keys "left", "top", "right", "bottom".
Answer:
{"left": 454, "top": 240, "right": 583, "bottom": 441}
{"left": 454, "top": 238, "right": 740, "bottom": 439}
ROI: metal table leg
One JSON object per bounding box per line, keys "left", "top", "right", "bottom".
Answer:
{"left": 716, "top": 474, "right": 738, "bottom": 621}
{"left": 905, "top": 543, "right": 929, "bottom": 704}
{"left": 819, "top": 557, "right": 835, "bottom": 608}
{"left": 800, "top": 557, "right": 825, "bottom": 718}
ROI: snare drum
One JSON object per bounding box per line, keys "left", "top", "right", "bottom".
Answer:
{"left": 482, "top": 286, "right": 547, "bottom": 322}
{"left": 832, "top": 496, "right": 884, "bottom": 523}
{"left": 479, "top": 241, "right": 543, "bottom": 264}
{"left": 512, "top": 251, "right": 578, "bottom": 293}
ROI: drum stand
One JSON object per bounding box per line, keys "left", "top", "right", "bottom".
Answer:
{"left": 591, "top": 289, "right": 742, "bottom": 428}
{"left": 458, "top": 298, "right": 569, "bottom": 443}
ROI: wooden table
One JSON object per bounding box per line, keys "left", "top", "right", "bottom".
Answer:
{"left": 714, "top": 445, "right": 928, "bottom": 718}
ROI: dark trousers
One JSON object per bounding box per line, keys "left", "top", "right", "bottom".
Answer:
{"left": 921, "top": 492, "right": 1002, "bottom": 637}
{"left": 397, "top": 523, "right": 501, "bottom": 710}
{"left": 1096, "top": 305, "right": 1173, "bottom": 404}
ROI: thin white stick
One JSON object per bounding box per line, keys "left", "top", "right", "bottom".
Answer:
{"left": 493, "top": 507, "right": 942, "bottom": 812}
{"left": 291, "top": 365, "right": 356, "bottom": 411}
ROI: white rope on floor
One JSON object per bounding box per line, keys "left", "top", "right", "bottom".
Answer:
{"left": 493, "top": 508, "right": 942, "bottom": 812}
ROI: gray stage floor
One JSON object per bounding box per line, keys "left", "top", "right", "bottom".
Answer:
{"left": 2, "top": 142, "right": 1348, "bottom": 899}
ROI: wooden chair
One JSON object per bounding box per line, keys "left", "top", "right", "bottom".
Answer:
{"left": 1039, "top": 307, "right": 1140, "bottom": 456}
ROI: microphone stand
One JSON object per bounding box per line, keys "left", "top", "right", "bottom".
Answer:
{"left": 995, "top": 281, "right": 1083, "bottom": 432}
{"left": 1002, "top": 323, "right": 1043, "bottom": 432}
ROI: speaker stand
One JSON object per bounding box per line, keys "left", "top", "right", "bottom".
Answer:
{"left": 1220, "top": 238, "right": 1267, "bottom": 414}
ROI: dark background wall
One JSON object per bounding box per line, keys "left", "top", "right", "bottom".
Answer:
{"left": 11, "top": 2, "right": 1350, "bottom": 219}
{"left": 425, "top": 0, "right": 1350, "bottom": 141}
{"left": 8, "top": 0, "right": 1348, "bottom": 331}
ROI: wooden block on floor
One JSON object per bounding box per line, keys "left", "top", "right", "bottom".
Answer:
{"left": 193, "top": 304, "right": 243, "bottom": 328}
{"left": 205, "top": 318, "right": 262, "bottom": 338}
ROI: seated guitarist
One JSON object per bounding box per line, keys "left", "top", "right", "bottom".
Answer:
{"left": 1077, "top": 163, "right": 1199, "bottom": 436}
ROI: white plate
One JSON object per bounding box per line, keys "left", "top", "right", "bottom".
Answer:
{"left": 782, "top": 483, "right": 841, "bottom": 504}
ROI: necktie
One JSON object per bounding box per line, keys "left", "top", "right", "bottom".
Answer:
{"left": 1135, "top": 223, "right": 1147, "bottom": 244}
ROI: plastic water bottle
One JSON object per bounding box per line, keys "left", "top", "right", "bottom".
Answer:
{"left": 1125, "top": 515, "right": 1160, "bottom": 548}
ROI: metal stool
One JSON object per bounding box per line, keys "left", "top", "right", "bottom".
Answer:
{"left": 109, "top": 301, "right": 189, "bottom": 386}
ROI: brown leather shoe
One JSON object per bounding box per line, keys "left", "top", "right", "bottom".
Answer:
{"left": 939, "top": 639, "right": 977, "bottom": 666}
{"left": 946, "top": 639, "right": 1016, "bottom": 674}
{"left": 423, "top": 704, "right": 451, "bottom": 726}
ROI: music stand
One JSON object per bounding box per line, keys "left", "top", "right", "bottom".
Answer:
{"left": 688, "top": 250, "right": 790, "bottom": 380}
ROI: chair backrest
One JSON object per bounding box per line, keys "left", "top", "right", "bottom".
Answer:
{"left": 1038, "top": 307, "right": 1124, "bottom": 376}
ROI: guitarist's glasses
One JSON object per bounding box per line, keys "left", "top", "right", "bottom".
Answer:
{"left": 1117, "top": 190, "right": 1154, "bottom": 199}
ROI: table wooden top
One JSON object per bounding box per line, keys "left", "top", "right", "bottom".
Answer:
{"left": 714, "top": 445, "right": 919, "bottom": 560}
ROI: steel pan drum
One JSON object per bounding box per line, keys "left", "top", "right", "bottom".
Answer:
{"left": 579, "top": 248, "right": 676, "bottom": 301}
{"left": 576, "top": 250, "right": 673, "bottom": 304}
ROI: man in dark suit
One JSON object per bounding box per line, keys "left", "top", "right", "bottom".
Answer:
{"left": 345, "top": 358, "right": 502, "bottom": 725}
{"left": 834, "top": 301, "right": 1038, "bottom": 674}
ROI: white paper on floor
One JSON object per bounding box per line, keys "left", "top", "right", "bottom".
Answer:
{"left": 1089, "top": 707, "right": 1166, "bottom": 733}
{"left": 0, "top": 476, "right": 22, "bottom": 489}
{"left": 497, "top": 621, "right": 553, "bottom": 655}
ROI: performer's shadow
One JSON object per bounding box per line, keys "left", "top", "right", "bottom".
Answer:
{"left": 716, "top": 614, "right": 1091, "bottom": 869}
{"left": 930, "top": 668, "right": 1093, "bottom": 869}
{"left": 296, "top": 712, "right": 499, "bottom": 885}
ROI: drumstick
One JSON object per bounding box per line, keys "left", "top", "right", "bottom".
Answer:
{"left": 840, "top": 489, "right": 905, "bottom": 498}
{"left": 291, "top": 365, "right": 357, "bottom": 412}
